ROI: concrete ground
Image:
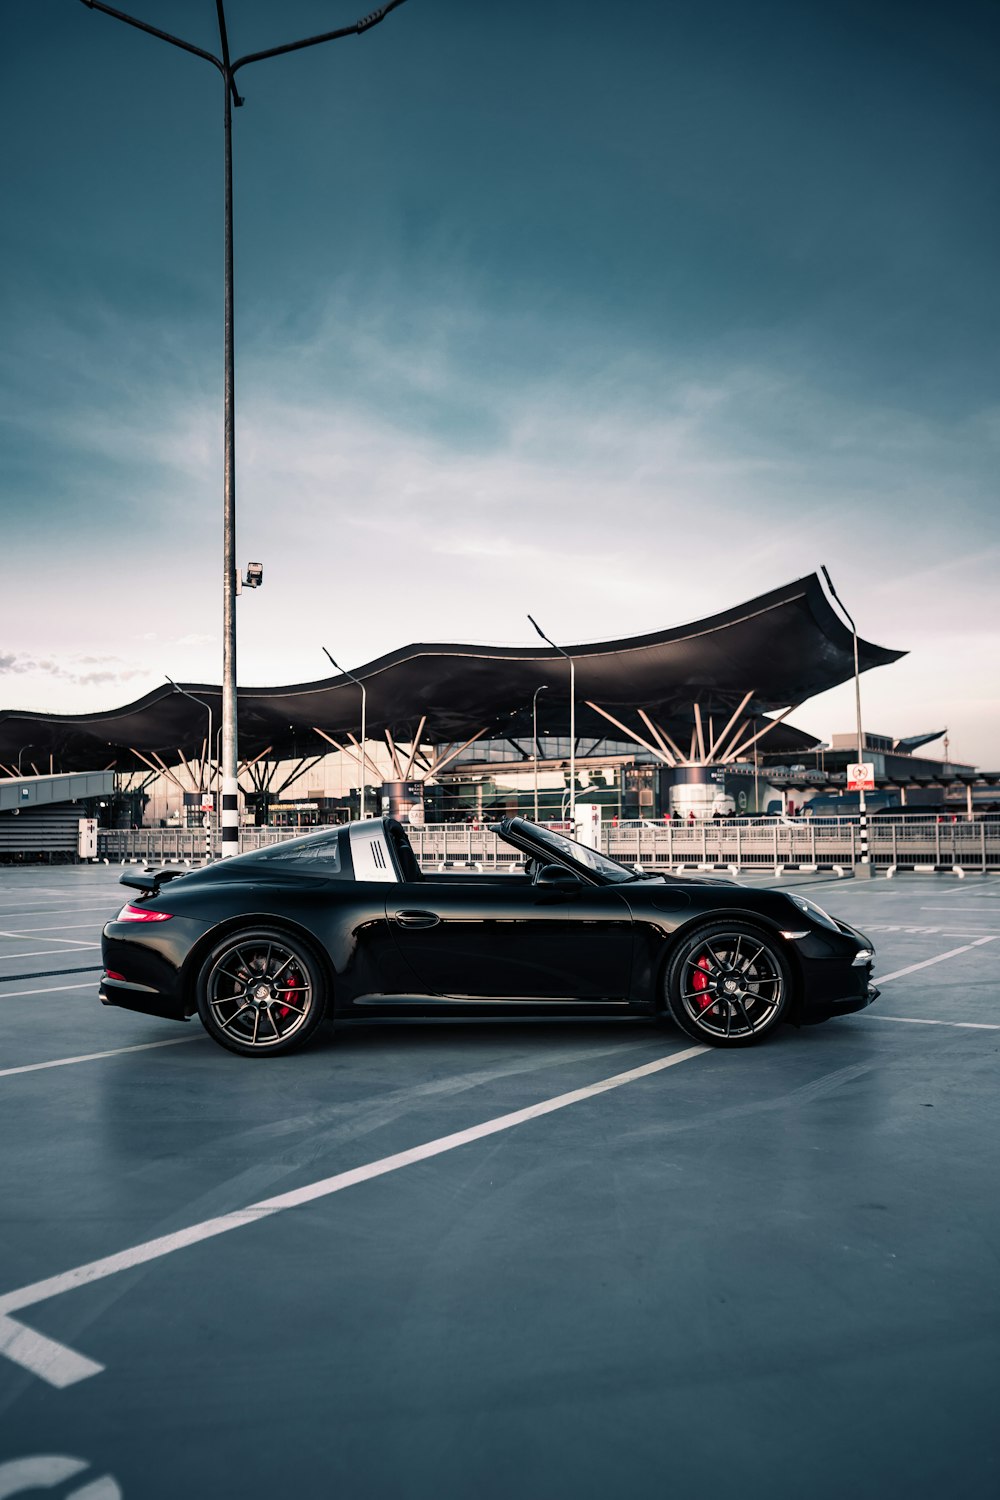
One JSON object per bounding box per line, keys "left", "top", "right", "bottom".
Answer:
{"left": 0, "top": 865, "right": 997, "bottom": 1499}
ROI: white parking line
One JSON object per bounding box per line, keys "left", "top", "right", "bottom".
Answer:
{"left": 0, "top": 946, "right": 101, "bottom": 962}
{"left": 0, "top": 1316, "right": 103, "bottom": 1388}
{"left": 864, "top": 924, "right": 1000, "bottom": 937}
{"left": 920, "top": 906, "right": 1000, "bottom": 913}
{"left": 866, "top": 1016, "right": 1000, "bottom": 1031}
{"left": 876, "top": 936, "right": 995, "bottom": 984}
{"left": 0, "top": 1036, "right": 201, "bottom": 1078}
{"left": 0, "top": 906, "right": 120, "bottom": 922}
{"left": 918, "top": 882, "right": 999, "bottom": 897}
{"left": 0, "top": 981, "right": 97, "bottom": 1000}
{"left": 0, "top": 948, "right": 99, "bottom": 960}
{"left": 4, "top": 931, "right": 106, "bottom": 942}
{"left": 0, "top": 1043, "right": 708, "bottom": 1386}
{"left": 0, "top": 923, "right": 110, "bottom": 937}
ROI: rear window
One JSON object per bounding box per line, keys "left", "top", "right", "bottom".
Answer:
{"left": 236, "top": 829, "right": 343, "bottom": 871}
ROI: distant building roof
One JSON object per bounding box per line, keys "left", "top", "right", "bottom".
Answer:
{"left": 0, "top": 572, "right": 904, "bottom": 772}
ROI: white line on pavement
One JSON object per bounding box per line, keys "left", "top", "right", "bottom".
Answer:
{"left": 0, "top": 946, "right": 101, "bottom": 962}
{"left": 0, "top": 1036, "right": 201, "bottom": 1077}
{"left": 918, "top": 882, "right": 999, "bottom": 898}
{"left": 0, "top": 930, "right": 102, "bottom": 942}
{"left": 0, "top": 1043, "right": 708, "bottom": 1386}
{"left": 920, "top": 906, "right": 1000, "bottom": 913}
{"left": 0, "top": 906, "right": 120, "bottom": 921}
{"left": 0, "top": 1315, "right": 104, "bottom": 1388}
{"left": 0, "top": 981, "right": 98, "bottom": 1000}
{"left": 0, "top": 924, "right": 110, "bottom": 937}
{"left": 876, "top": 936, "right": 995, "bottom": 984}
{"left": 865, "top": 1016, "right": 1000, "bottom": 1031}
{"left": 864, "top": 926, "right": 1000, "bottom": 938}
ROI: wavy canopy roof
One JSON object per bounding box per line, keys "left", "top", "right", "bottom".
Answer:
{"left": 0, "top": 573, "right": 904, "bottom": 773}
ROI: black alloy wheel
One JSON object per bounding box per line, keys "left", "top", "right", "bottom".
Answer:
{"left": 663, "top": 920, "right": 791, "bottom": 1047}
{"left": 195, "top": 927, "right": 327, "bottom": 1057}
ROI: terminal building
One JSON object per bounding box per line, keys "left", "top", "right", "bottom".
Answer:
{"left": 1, "top": 572, "right": 995, "bottom": 847}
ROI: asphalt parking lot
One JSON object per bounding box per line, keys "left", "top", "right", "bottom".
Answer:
{"left": 0, "top": 866, "right": 997, "bottom": 1499}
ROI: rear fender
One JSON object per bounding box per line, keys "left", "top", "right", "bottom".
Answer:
{"left": 179, "top": 912, "right": 338, "bottom": 1019}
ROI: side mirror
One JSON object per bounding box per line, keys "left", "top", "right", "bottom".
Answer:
{"left": 535, "top": 864, "right": 583, "bottom": 897}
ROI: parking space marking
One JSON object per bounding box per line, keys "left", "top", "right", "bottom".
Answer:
{"left": 0, "top": 947, "right": 101, "bottom": 962}
{"left": 0, "top": 981, "right": 98, "bottom": 1000}
{"left": 876, "top": 936, "right": 995, "bottom": 984}
{"left": 864, "top": 924, "right": 1000, "bottom": 937}
{"left": 920, "top": 906, "right": 1000, "bottom": 913}
{"left": 0, "top": 1036, "right": 202, "bottom": 1078}
{"left": 0, "top": 925, "right": 110, "bottom": 938}
{"left": 0, "top": 928, "right": 103, "bottom": 942}
{"left": 863, "top": 918, "right": 1000, "bottom": 930}
{"left": 0, "top": 1042, "right": 708, "bottom": 1386}
{"left": 919, "top": 882, "right": 1000, "bottom": 897}
{"left": 0, "top": 1315, "right": 104, "bottom": 1388}
{"left": 0, "top": 906, "right": 120, "bottom": 922}
{"left": 0, "top": 966, "right": 101, "bottom": 984}
{"left": 865, "top": 1016, "right": 1000, "bottom": 1031}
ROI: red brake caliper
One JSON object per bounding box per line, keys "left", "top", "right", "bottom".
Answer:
{"left": 691, "top": 954, "right": 714, "bottom": 1010}
{"left": 280, "top": 969, "right": 300, "bottom": 1019}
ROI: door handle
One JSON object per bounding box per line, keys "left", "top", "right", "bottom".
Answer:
{"left": 394, "top": 909, "right": 441, "bottom": 929}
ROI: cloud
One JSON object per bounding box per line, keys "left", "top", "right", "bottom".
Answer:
{"left": 0, "top": 651, "right": 147, "bottom": 687}
{"left": 223, "top": 297, "right": 999, "bottom": 649}
{"left": 1, "top": 280, "right": 997, "bottom": 759}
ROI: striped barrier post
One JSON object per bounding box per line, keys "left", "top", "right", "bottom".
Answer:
{"left": 220, "top": 777, "right": 239, "bottom": 856}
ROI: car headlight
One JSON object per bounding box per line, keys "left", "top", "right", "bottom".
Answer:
{"left": 787, "top": 893, "right": 840, "bottom": 931}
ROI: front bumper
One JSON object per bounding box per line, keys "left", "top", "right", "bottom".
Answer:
{"left": 793, "top": 916, "right": 880, "bottom": 1025}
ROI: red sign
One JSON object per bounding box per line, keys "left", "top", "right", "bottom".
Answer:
{"left": 847, "top": 763, "right": 875, "bottom": 791}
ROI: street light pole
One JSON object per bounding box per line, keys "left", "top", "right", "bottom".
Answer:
{"left": 532, "top": 684, "right": 549, "bottom": 823}
{"left": 528, "top": 617, "right": 576, "bottom": 824}
{"left": 220, "top": 7, "right": 238, "bottom": 860}
{"left": 821, "top": 566, "right": 870, "bottom": 876}
{"left": 323, "top": 649, "right": 368, "bottom": 821}
{"left": 78, "top": 0, "right": 411, "bottom": 855}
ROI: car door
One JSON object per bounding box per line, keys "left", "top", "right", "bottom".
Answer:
{"left": 387, "top": 876, "right": 633, "bottom": 1000}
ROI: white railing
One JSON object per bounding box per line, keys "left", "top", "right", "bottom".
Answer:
{"left": 97, "top": 817, "right": 1000, "bottom": 871}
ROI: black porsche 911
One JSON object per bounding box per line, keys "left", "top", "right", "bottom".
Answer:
{"left": 100, "top": 816, "right": 878, "bottom": 1057}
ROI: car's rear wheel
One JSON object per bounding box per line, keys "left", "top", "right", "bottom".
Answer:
{"left": 196, "top": 927, "right": 327, "bottom": 1057}
{"left": 663, "top": 920, "right": 790, "bottom": 1047}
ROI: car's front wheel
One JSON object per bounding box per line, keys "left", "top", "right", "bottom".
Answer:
{"left": 195, "top": 927, "right": 327, "bottom": 1057}
{"left": 663, "top": 920, "right": 791, "bottom": 1047}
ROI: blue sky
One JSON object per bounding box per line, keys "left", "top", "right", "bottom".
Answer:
{"left": 2, "top": 0, "right": 998, "bottom": 763}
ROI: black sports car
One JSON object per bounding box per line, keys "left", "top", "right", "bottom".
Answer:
{"left": 100, "top": 816, "right": 878, "bottom": 1057}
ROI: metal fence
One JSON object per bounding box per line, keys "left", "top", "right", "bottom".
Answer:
{"left": 98, "top": 826, "right": 298, "bottom": 865}
{"left": 603, "top": 819, "right": 1000, "bottom": 872}
{"left": 97, "top": 817, "right": 1000, "bottom": 872}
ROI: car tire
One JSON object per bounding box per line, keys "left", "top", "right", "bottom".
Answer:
{"left": 663, "top": 919, "right": 791, "bottom": 1048}
{"left": 195, "top": 926, "right": 327, "bottom": 1058}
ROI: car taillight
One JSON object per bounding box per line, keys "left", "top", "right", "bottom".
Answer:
{"left": 116, "top": 904, "right": 173, "bottom": 923}
{"left": 104, "top": 970, "right": 126, "bottom": 981}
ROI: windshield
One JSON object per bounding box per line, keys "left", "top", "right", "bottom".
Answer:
{"left": 504, "top": 818, "right": 639, "bottom": 884}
